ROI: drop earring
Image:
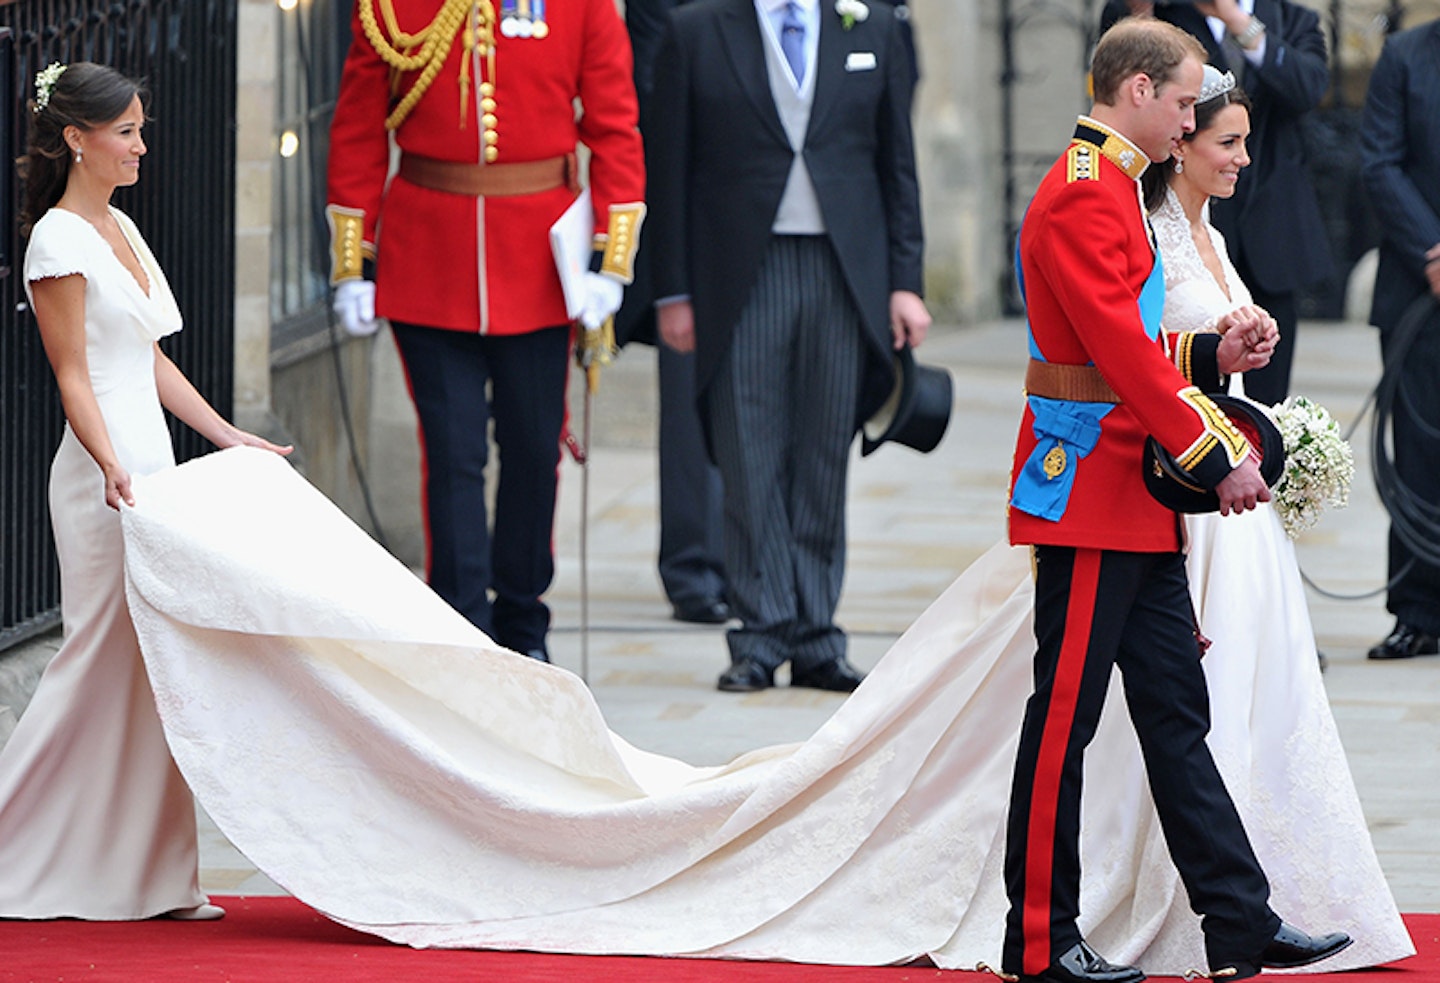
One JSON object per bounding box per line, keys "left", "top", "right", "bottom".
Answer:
{"left": 74, "top": 148, "right": 82, "bottom": 164}
{"left": 1173, "top": 158, "right": 1183, "bottom": 174}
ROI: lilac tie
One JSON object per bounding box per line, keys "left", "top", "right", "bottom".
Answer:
{"left": 781, "top": 2, "right": 806, "bottom": 84}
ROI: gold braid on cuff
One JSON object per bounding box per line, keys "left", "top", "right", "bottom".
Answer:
{"left": 594, "top": 202, "right": 646, "bottom": 284}
{"left": 326, "top": 205, "right": 370, "bottom": 285}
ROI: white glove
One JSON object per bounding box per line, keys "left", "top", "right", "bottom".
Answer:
{"left": 578, "top": 272, "right": 624, "bottom": 331}
{"left": 333, "top": 279, "right": 378, "bottom": 337}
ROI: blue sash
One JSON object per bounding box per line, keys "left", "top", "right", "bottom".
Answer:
{"left": 1009, "top": 228, "right": 1166, "bottom": 521}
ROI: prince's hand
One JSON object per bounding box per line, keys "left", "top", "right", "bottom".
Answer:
{"left": 1216, "top": 456, "right": 1271, "bottom": 516}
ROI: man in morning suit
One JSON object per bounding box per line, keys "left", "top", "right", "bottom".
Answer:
{"left": 1003, "top": 18, "right": 1350, "bottom": 983}
{"left": 1101, "top": 0, "right": 1332, "bottom": 405}
{"left": 645, "top": 0, "right": 931, "bottom": 693}
{"left": 1360, "top": 15, "right": 1440, "bottom": 661}
{"left": 619, "top": 0, "right": 920, "bottom": 627}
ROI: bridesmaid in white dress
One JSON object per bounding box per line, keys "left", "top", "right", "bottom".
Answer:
{"left": 0, "top": 62, "right": 290, "bottom": 920}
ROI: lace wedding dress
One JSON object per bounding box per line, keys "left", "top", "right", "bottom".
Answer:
{"left": 102, "top": 190, "right": 1410, "bottom": 968}
{"left": 0, "top": 208, "right": 209, "bottom": 918}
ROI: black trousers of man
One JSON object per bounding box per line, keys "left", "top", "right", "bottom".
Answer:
{"left": 391, "top": 321, "right": 570, "bottom": 655}
{"left": 1002, "top": 546, "right": 1280, "bottom": 978}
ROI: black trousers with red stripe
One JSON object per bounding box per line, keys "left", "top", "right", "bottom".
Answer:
{"left": 1002, "top": 546, "right": 1280, "bottom": 977}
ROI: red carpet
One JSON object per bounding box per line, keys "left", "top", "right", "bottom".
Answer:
{"left": 0, "top": 898, "right": 1433, "bottom": 982}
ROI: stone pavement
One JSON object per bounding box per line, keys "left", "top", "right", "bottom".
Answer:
{"left": 4, "top": 319, "right": 1437, "bottom": 912}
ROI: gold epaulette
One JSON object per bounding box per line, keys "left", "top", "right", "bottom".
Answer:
{"left": 326, "top": 205, "right": 372, "bottom": 284}
{"left": 1066, "top": 144, "right": 1097, "bottom": 183}
{"left": 593, "top": 202, "right": 646, "bottom": 284}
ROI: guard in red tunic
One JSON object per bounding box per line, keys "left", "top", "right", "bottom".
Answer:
{"left": 326, "top": 0, "right": 645, "bottom": 661}
{"left": 1000, "top": 18, "right": 1351, "bottom": 983}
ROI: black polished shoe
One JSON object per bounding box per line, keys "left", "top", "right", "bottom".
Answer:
{"left": 1215, "top": 922, "right": 1353, "bottom": 980}
{"left": 790, "top": 658, "right": 865, "bottom": 693}
{"left": 1016, "top": 940, "right": 1146, "bottom": 983}
{"left": 671, "top": 596, "right": 732, "bottom": 625}
{"left": 1260, "top": 922, "right": 1353, "bottom": 969}
{"left": 1367, "top": 622, "right": 1439, "bottom": 660}
{"left": 525, "top": 648, "right": 550, "bottom": 663}
{"left": 717, "top": 658, "right": 773, "bottom": 692}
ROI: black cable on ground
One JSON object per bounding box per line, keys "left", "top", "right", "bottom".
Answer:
{"left": 1300, "top": 295, "right": 1439, "bottom": 602}
{"left": 1370, "top": 294, "right": 1440, "bottom": 567}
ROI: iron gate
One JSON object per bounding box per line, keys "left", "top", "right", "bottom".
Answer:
{"left": 0, "top": 0, "right": 237, "bottom": 649}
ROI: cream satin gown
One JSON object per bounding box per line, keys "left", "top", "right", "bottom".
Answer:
{"left": 0, "top": 207, "right": 207, "bottom": 918}
{"left": 85, "top": 195, "right": 1412, "bottom": 970}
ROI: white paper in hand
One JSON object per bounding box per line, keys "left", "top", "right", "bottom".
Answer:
{"left": 550, "top": 187, "right": 593, "bottom": 321}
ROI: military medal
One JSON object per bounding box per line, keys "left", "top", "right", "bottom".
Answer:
{"left": 1043, "top": 442, "right": 1067, "bottom": 479}
{"left": 500, "top": 0, "right": 522, "bottom": 37}
{"left": 499, "top": 0, "right": 546, "bottom": 38}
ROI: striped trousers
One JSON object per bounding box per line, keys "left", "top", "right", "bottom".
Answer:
{"left": 1002, "top": 546, "right": 1279, "bottom": 976}
{"left": 706, "top": 235, "right": 866, "bottom": 673}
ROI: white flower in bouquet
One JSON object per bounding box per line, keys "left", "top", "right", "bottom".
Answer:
{"left": 1271, "top": 395, "right": 1354, "bottom": 539}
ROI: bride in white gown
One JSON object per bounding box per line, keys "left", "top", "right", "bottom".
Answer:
{"left": 27, "top": 68, "right": 1413, "bottom": 975}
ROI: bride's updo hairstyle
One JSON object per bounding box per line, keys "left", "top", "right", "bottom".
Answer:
{"left": 1142, "top": 66, "right": 1252, "bottom": 213}
{"left": 18, "top": 61, "right": 149, "bottom": 236}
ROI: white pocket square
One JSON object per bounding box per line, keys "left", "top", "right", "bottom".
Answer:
{"left": 845, "top": 51, "right": 877, "bottom": 72}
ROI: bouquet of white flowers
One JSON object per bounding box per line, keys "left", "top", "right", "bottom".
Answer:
{"left": 1271, "top": 395, "right": 1354, "bottom": 539}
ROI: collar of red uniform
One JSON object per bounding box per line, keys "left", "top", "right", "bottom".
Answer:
{"left": 1072, "top": 116, "right": 1150, "bottom": 181}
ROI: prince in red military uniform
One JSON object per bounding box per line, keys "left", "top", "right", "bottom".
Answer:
{"left": 326, "top": 0, "right": 644, "bottom": 659}
{"left": 1001, "top": 18, "right": 1350, "bottom": 983}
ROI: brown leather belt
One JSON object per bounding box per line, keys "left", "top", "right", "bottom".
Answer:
{"left": 1024, "top": 358, "right": 1121, "bottom": 403}
{"left": 398, "top": 151, "right": 577, "bottom": 197}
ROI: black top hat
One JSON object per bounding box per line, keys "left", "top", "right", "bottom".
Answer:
{"left": 860, "top": 345, "right": 954, "bottom": 457}
{"left": 1143, "top": 393, "right": 1285, "bottom": 513}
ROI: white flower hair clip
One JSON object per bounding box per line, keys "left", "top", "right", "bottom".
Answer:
{"left": 34, "top": 62, "right": 67, "bottom": 114}
{"left": 835, "top": 0, "right": 868, "bottom": 29}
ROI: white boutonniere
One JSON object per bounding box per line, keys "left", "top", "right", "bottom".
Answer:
{"left": 835, "top": 0, "right": 868, "bottom": 30}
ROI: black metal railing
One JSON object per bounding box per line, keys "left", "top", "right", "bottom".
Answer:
{"left": 0, "top": 0, "right": 236, "bottom": 649}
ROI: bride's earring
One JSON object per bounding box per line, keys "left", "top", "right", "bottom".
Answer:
{"left": 73, "top": 148, "right": 82, "bottom": 164}
{"left": 1173, "top": 158, "right": 1183, "bottom": 174}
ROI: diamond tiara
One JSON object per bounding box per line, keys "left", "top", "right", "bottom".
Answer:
{"left": 1199, "top": 65, "right": 1237, "bottom": 104}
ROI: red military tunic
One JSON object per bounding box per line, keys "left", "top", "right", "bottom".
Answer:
{"left": 327, "top": 0, "right": 645, "bottom": 335}
{"left": 1009, "top": 117, "right": 1249, "bottom": 552}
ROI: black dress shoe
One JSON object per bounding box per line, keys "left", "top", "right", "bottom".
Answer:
{"left": 1367, "top": 622, "right": 1439, "bottom": 660}
{"left": 1215, "top": 922, "right": 1353, "bottom": 979}
{"left": 1260, "top": 922, "right": 1352, "bottom": 969}
{"left": 717, "top": 658, "right": 773, "bottom": 692}
{"left": 1016, "top": 940, "right": 1145, "bottom": 983}
{"left": 790, "top": 658, "right": 865, "bottom": 693}
{"left": 671, "top": 596, "right": 731, "bottom": 625}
